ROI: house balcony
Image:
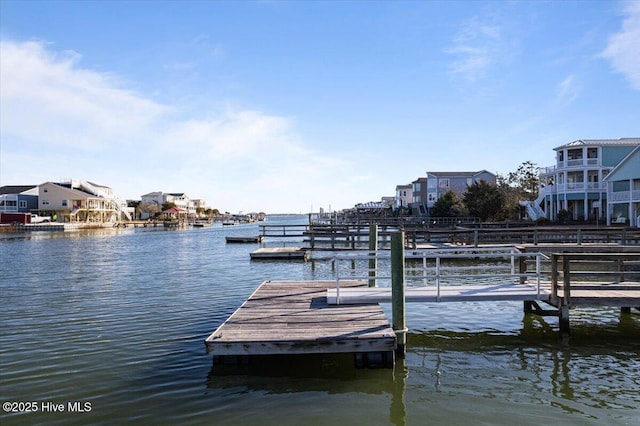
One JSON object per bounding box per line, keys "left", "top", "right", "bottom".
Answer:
{"left": 540, "top": 182, "right": 606, "bottom": 196}
{"left": 610, "top": 190, "right": 640, "bottom": 203}
{"left": 551, "top": 158, "right": 600, "bottom": 170}
{"left": 557, "top": 182, "right": 606, "bottom": 192}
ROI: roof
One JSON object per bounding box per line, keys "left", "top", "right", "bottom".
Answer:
{"left": 0, "top": 185, "right": 38, "bottom": 195}
{"left": 427, "top": 170, "right": 494, "bottom": 178}
{"left": 163, "top": 207, "right": 186, "bottom": 213}
{"left": 603, "top": 145, "right": 640, "bottom": 182}
{"left": 555, "top": 138, "right": 640, "bottom": 150}
{"left": 355, "top": 201, "right": 391, "bottom": 209}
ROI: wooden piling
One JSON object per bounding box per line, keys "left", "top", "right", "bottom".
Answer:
{"left": 560, "top": 255, "right": 571, "bottom": 334}
{"left": 369, "top": 224, "right": 378, "bottom": 287}
{"left": 391, "top": 232, "right": 406, "bottom": 357}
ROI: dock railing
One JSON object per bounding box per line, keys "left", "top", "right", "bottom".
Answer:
{"left": 259, "top": 224, "right": 309, "bottom": 237}
{"left": 548, "top": 252, "right": 640, "bottom": 332}
{"left": 332, "top": 247, "right": 548, "bottom": 304}
{"left": 550, "top": 252, "right": 640, "bottom": 305}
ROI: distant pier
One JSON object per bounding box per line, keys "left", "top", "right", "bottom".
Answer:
{"left": 250, "top": 247, "right": 308, "bottom": 261}
{"left": 226, "top": 235, "right": 263, "bottom": 243}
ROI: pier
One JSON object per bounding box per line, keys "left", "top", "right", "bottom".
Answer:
{"left": 249, "top": 247, "right": 308, "bottom": 260}
{"left": 259, "top": 222, "right": 640, "bottom": 250}
{"left": 208, "top": 228, "right": 640, "bottom": 367}
{"left": 205, "top": 280, "right": 396, "bottom": 367}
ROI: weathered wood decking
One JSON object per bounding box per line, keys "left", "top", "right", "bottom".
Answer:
{"left": 205, "top": 280, "right": 396, "bottom": 358}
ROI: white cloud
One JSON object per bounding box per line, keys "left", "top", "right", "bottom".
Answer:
{"left": 0, "top": 39, "right": 357, "bottom": 212}
{"left": 446, "top": 16, "right": 503, "bottom": 83}
{"left": 601, "top": 2, "right": 640, "bottom": 90}
{"left": 556, "top": 74, "right": 579, "bottom": 106}
{"left": 0, "top": 40, "right": 170, "bottom": 152}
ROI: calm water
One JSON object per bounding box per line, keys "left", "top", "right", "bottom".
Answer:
{"left": 1, "top": 216, "right": 639, "bottom": 425}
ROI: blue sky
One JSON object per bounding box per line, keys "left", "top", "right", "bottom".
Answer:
{"left": 1, "top": 1, "right": 639, "bottom": 214}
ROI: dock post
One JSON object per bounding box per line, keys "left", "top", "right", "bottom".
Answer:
{"left": 559, "top": 304, "right": 570, "bottom": 333}
{"left": 577, "top": 229, "right": 582, "bottom": 245}
{"left": 473, "top": 229, "right": 479, "bottom": 247}
{"left": 391, "top": 232, "right": 406, "bottom": 357}
{"left": 369, "top": 224, "right": 378, "bottom": 287}
{"left": 560, "top": 255, "right": 571, "bottom": 334}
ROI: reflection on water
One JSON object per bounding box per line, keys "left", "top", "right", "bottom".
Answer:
{"left": 1, "top": 219, "right": 639, "bottom": 425}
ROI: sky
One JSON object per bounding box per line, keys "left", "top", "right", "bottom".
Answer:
{"left": 1, "top": 1, "right": 639, "bottom": 214}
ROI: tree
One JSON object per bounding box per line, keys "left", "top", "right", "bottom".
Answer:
{"left": 162, "top": 202, "right": 176, "bottom": 211}
{"left": 140, "top": 202, "right": 161, "bottom": 219}
{"left": 431, "top": 190, "right": 468, "bottom": 217}
{"left": 506, "top": 161, "right": 539, "bottom": 201}
{"left": 497, "top": 161, "right": 540, "bottom": 220}
{"left": 463, "top": 180, "right": 505, "bottom": 221}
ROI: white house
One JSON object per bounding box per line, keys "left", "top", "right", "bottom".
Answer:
{"left": 394, "top": 184, "right": 412, "bottom": 211}
{"left": 536, "top": 138, "right": 640, "bottom": 221}
{"left": 38, "top": 179, "right": 131, "bottom": 222}
{"left": 140, "top": 191, "right": 198, "bottom": 219}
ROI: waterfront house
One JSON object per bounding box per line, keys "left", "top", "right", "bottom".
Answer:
{"left": 536, "top": 138, "right": 640, "bottom": 222}
{"left": 603, "top": 145, "right": 640, "bottom": 227}
{"left": 411, "top": 171, "right": 496, "bottom": 216}
{"left": 394, "top": 184, "right": 413, "bottom": 211}
{"left": 0, "top": 185, "right": 39, "bottom": 213}
{"left": 140, "top": 191, "right": 197, "bottom": 219}
{"left": 410, "top": 177, "right": 429, "bottom": 215}
{"left": 38, "top": 179, "right": 131, "bottom": 223}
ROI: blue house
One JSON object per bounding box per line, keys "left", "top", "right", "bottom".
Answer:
{"left": 0, "top": 185, "right": 39, "bottom": 213}
{"left": 603, "top": 145, "right": 640, "bottom": 227}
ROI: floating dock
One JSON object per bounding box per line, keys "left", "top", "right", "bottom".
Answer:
{"left": 205, "top": 280, "right": 396, "bottom": 366}
{"left": 226, "top": 235, "right": 263, "bottom": 243}
{"left": 250, "top": 247, "right": 308, "bottom": 260}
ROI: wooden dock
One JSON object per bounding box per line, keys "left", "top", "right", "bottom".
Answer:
{"left": 250, "top": 247, "right": 308, "bottom": 260}
{"left": 226, "top": 235, "right": 263, "bottom": 243}
{"left": 205, "top": 280, "right": 396, "bottom": 366}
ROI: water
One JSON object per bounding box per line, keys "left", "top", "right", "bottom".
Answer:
{"left": 1, "top": 216, "right": 639, "bottom": 425}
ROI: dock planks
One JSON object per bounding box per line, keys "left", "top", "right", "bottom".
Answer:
{"left": 205, "top": 280, "right": 396, "bottom": 357}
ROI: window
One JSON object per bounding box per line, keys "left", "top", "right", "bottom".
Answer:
{"left": 62, "top": 200, "right": 68, "bottom": 207}
{"left": 438, "top": 179, "right": 449, "bottom": 189}
{"left": 19, "top": 200, "right": 27, "bottom": 208}
{"left": 567, "top": 148, "right": 582, "bottom": 160}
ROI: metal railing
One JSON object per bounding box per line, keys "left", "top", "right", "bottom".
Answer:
{"left": 332, "top": 247, "right": 548, "bottom": 304}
